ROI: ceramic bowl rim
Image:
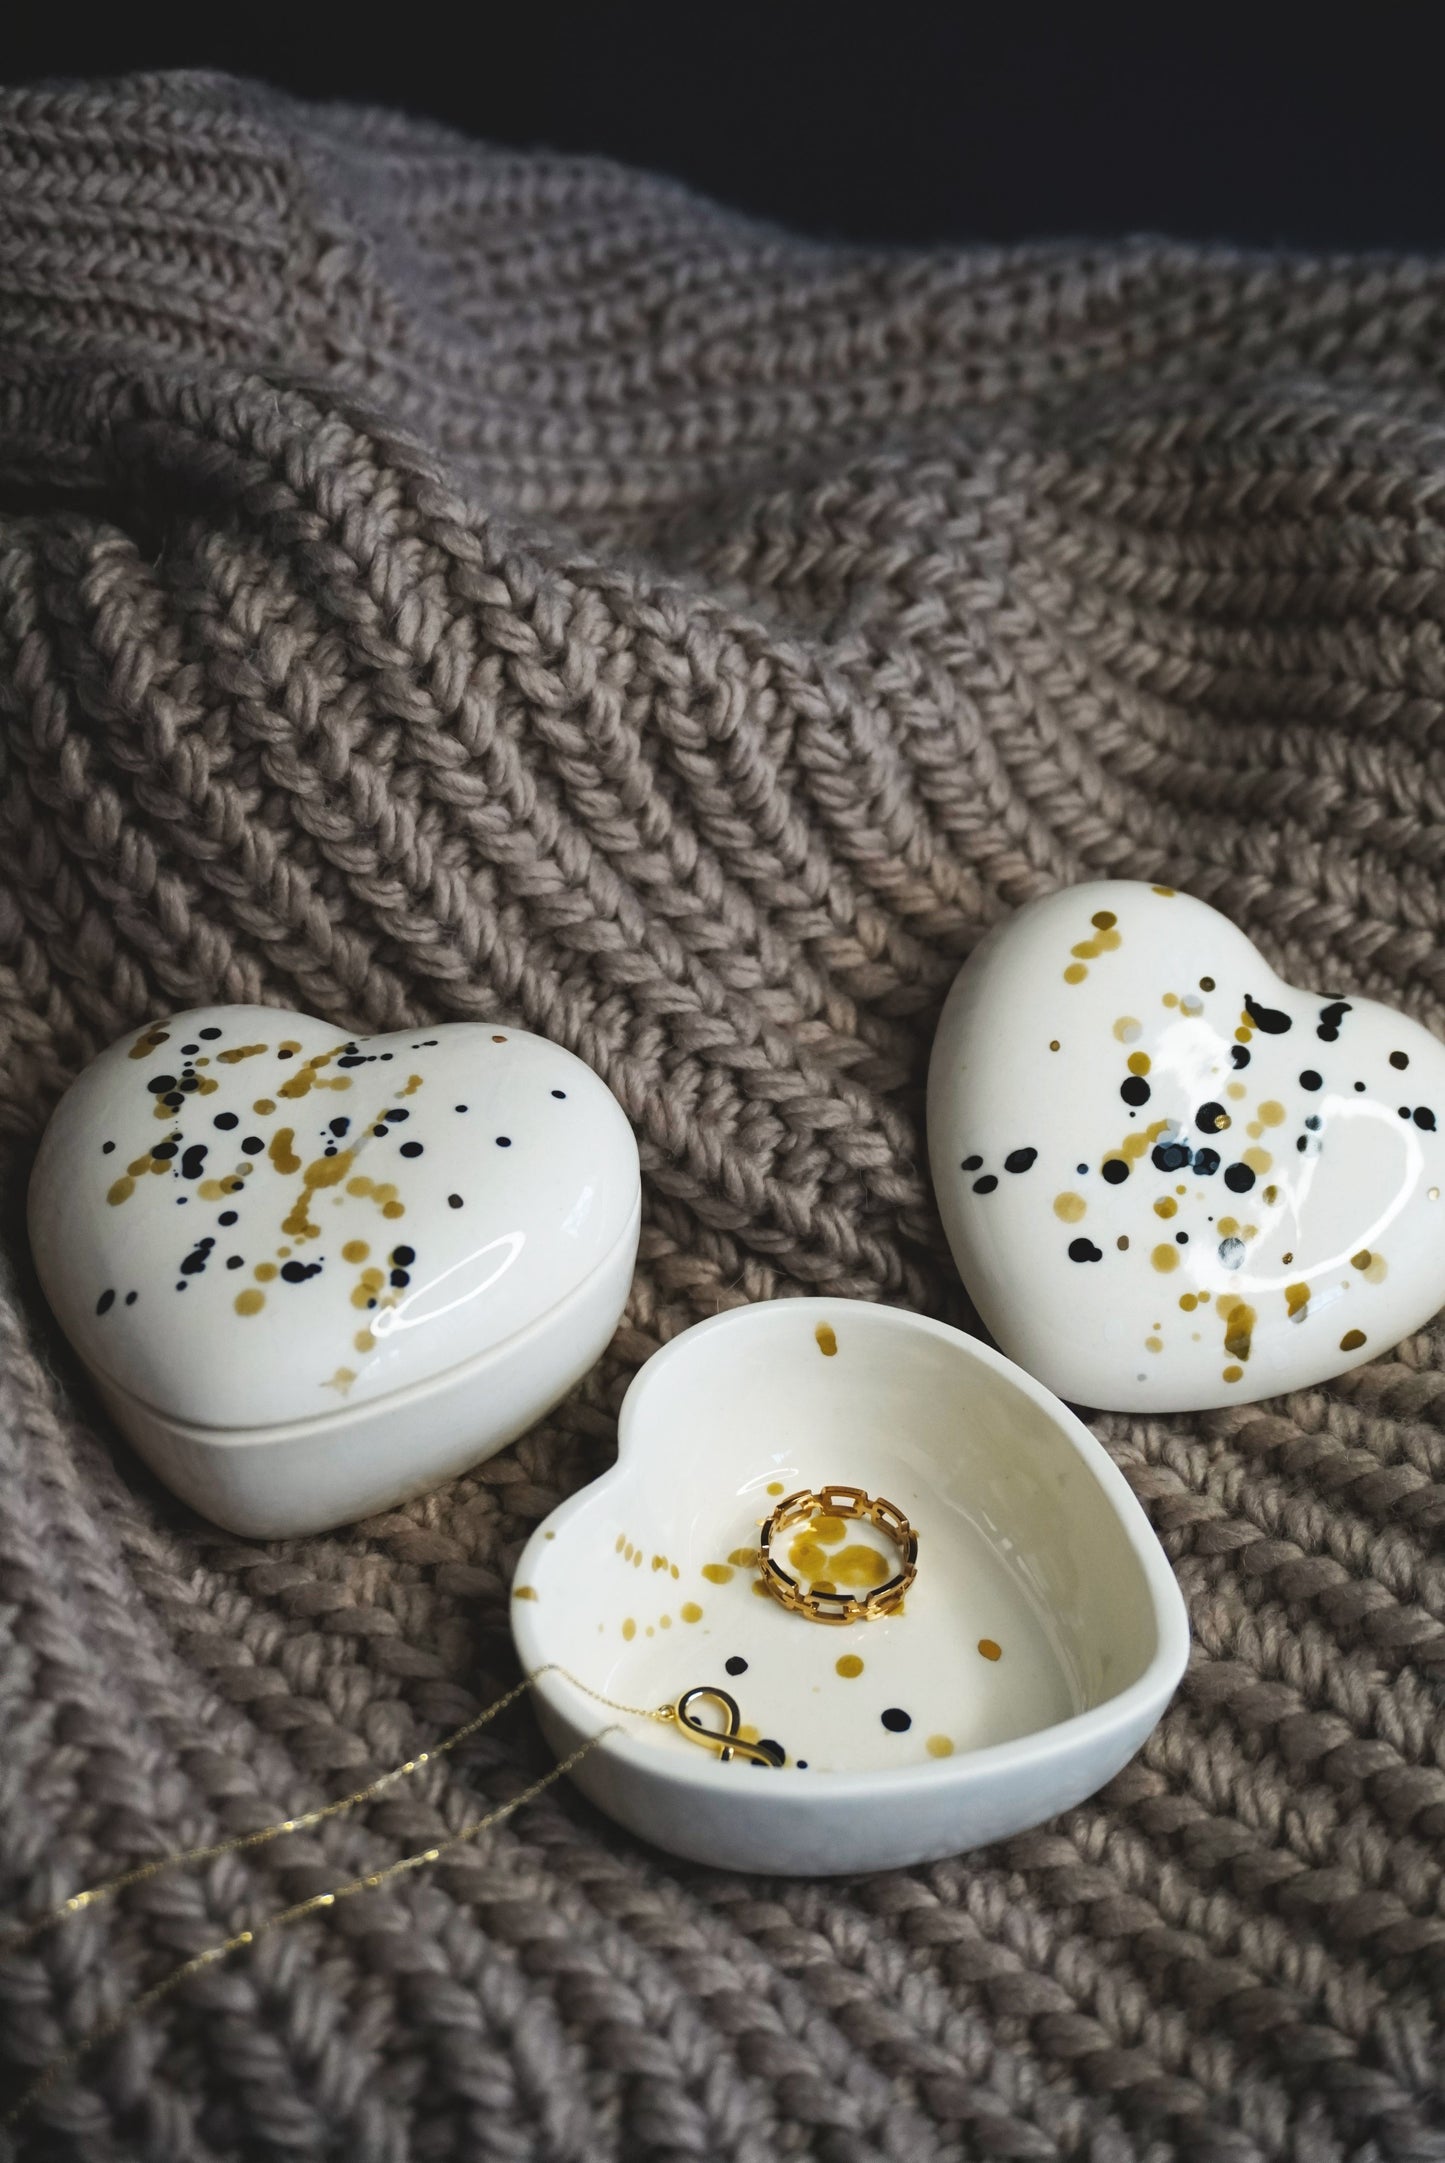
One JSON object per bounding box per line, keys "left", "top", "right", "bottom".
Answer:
{"left": 512, "top": 1297, "right": 1190, "bottom": 1802}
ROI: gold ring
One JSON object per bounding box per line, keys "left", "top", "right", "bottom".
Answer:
{"left": 758, "top": 1484, "right": 917, "bottom": 1625}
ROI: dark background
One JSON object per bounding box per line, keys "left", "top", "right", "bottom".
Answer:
{"left": 10, "top": 10, "right": 1445, "bottom": 252}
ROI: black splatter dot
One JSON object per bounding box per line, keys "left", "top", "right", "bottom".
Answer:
{"left": 280, "top": 1261, "right": 323, "bottom": 1284}
{"left": 1224, "top": 1163, "right": 1256, "bottom": 1193}
{"left": 96, "top": 1289, "right": 115, "bottom": 1316}
{"left": 455, "top": 1104, "right": 469, "bottom": 1113}
{"left": 448, "top": 1194, "right": 463, "bottom": 1208}
{"left": 796, "top": 1760, "right": 808, "bottom": 1769}
{"left": 1299, "top": 1071, "right": 1322, "bottom": 1092}
{"left": 380, "top": 1054, "right": 394, "bottom": 1061}
{"left": 1004, "top": 1147, "right": 1037, "bottom": 1173}
{"left": 337, "top": 1055, "right": 370, "bottom": 1069}
{"left": 226, "top": 1256, "right": 243, "bottom": 1269}
{"left": 1196, "top": 1102, "right": 1228, "bottom": 1134}
{"left": 392, "top": 1245, "right": 416, "bottom": 1265}
{"left": 1193, "top": 1148, "right": 1221, "bottom": 1177}
{"left": 1230, "top": 1044, "right": 1251, "bottom": 1069}
{"left": 152, "top": 1142, "right": 177, "bottom": 1162}
{"left": 1245, "top": 994, "right": 1292, "bottom": 1034}
{"left": 1317, "top": 1000, "right": 1352, "bottom": 1042}
{"left": 180, "top": 1144, "right": 208, "bottom": 1180}
{"left": 1175, "top": 1231, "right": 1189, "bottom": 1243}
{"left": 214, "top": 1111, "right": 240, "bottom": 1130}
{"left": 162, "top": 1093, "right": 184, "bottom": 1111}
{"left": 180, "top": 1043, "right": 199, "bottom": 1056}
{"left": 1102, "top": 1157, "right": 1130, "bottom": 1185}
{"left": 383, "top": 1107, "right": 409, "bottom": 1123}
{"left": 972, "top": 1173, "right": 998, "bottom": 1194}
{"left": 241, "top": 1136, "right": 264, "bottom": 1155}
{"left": 880, "top": 1708, "right": 912, "bottom": 1733}
{"left": 390, "top": 1268, "right": 411, "bottom": 1287}
{"left": 372, "top": 1125, "right": 388, "bottom": 1138}
{"left": 752, "top": 1740, "right": 785, "bottom": 1767}
{"left": 179, "top": 1239, "right": 214, "bottom": 1276}
{"left": 1399, "top": 1106, "right": 1412, "bottom": 1120}
{"left": 147, "top": 1074, "right": 178, "bottom": 1096}
{"left": 400, "top": 1140, "right": 424, "bottom": 1158}
{"left": 1068, "top": 1237, "right": 1103, "bottom": 1263}
{"left": 1152, "top": 1141, "right": 1192, "bottom": 1173}
{"left": 176, "top": 1281, "right": 188, "bottom": 1291}
{"left": 1120, "top": 1076, "right": 1151, "bottom": 1107}
{"left": 219, "top": 1210, "right": 238, "bottom": 1227}
{"left": 1219, "top": 1237, "right": 1246, "bottom": 1270}
{"left": 1199, "top": 976, "right": 1215, "bottom": 991}
{"left": 1390, "top": 1050, "right": 1410, "bottom": 1071}
{"left": 551, "top": 1089, "right": 566, "bottom": 1099}
{"left": 198, "top": 1027, "right": 222, "bottom": 1041}
{"left": 125, "top": 1291, "right": 137, "bottom": 1306}
{"left": 1305, "top": 1115, "right": 1322, "bottom": 1131}
{"left": 1354, "top": 1081, "right": 1366, "bottom": 1092}
{"left": 102, "top": 1140, "right": 115, "bottom": 1155}
{"left": 1076, "top": 1163, "right": 1088, "bottom": 1175}
{"left": 1415, "top": 1107, "right": 1437, "bottom": 1131}
{"left": 277, "top": 1048, "right": 296, "bottom": 1060}
{"left": 960, "top": 1154, "right": 983, "bottom": 1172}
{"left": 725, "top": 1656, "right": 748, "bottom": 1676}
{"left": 330, "top": 1117, "right": 350, "bottom": 1137}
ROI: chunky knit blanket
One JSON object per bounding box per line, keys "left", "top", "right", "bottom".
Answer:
{"left": 1, "top": 71, "right": 1442, "bottom": 2163}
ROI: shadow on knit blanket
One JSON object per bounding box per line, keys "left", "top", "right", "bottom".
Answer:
{"left": 0, "top": 70, "right": 1442, "bottom": 2163}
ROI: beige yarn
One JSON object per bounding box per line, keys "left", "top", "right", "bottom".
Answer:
{"left": 0, "top": 70, "right": 1442, "bottom": 2162}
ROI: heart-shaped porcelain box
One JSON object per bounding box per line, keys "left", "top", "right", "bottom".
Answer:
{"left": 928, "top": 881, "right": 1445, "bottom": 1412}
{"left": 29, "top": 1008, "right": 641, "bottom": 1537}
{"left": 511, "top": 1300, "right": 1188, "bottom": 1875}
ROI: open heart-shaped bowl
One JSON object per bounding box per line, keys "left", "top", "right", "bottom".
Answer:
{"left": 511, "top": 1300, "right": 1188, "bottom": 1875}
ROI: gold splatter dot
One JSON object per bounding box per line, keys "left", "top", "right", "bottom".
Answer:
{"left": 766, "top": 1481, "right": 785, "bottom": 1495}
{"left": 1262, "top": 1184, "right": 1279, "bottom": 1206}
{"left": 836, "top": 1654, "right": 864, "bottom": 1678}
{"left": 1092, "top": 909, "right": 1117, "bottom": 930}
{"left": 514, "top": 1586, "right": 538, "bottom": 1602}
{"left": 651, "top": 1554, "right": 664, "bottom": 1572}
{"left": 1235, "top": 1027, "right": 1252, "bottom": 1045}
{"left": 1127, "top": 1051, "right": 1151, "bottom": 1076}
{"left": 789, "top": 1536, "right": 830, "bottom": 1577}
{"left": 1218, "top": 1215, "right": 1239, "bottom": 1237}
{"left": 632, "top": 1551, "right": 642, "bottom": 1569}
{"left": 1064, "top": 963, "right": 1088, "bottom": 984}
{"left": 1351, "top": 1250, "right": 1372, "bottom": 1271}
{"left": 622, "top": 1617, "right": 635, "bottom": 1640}
{"left": 234, "top": 1289, "right": 265, "bottom": 1316}
{"left": 1431, "top": 1188, "right": 1440, "bottom": 1202}
{"left": 728, "top": 1547, "right": 760, "bottom": 1568}
{"left": 217, "top": 1043, "right": 267, "bottom": 1064}
{"left": 926, "top": 1736, "right": 955, "bottom": 1758}
{"left": 751, "top": 1580, "right": 771, "bottom": 1598}
{"left": 1340, "top": 1329, "right": 1367, "bottom": 1352}
{"left": 1223, "top": 1364, "right": 1243, "bottom": 1383}
{"left": 1223, "top": 1302, "right": 1257, "bottom": 1362}
{"left": 978, "top": 1638, "right": 1002, "bottom": 1661}
{"left": 1243, "top": 1146, "right": 1273, "bottom": 1176}
{"left": 107, "top": 1176, "right": 136, "bottom": 1206}
{"left": 1162, "top": 992, "right": 1179, "bottom": 1008}
{"left": 253, "top": 1098, "right": 276, "bottom": 1115}
{"left": 354, "top": 1329, "right": 375, "bottom": 1353}
{"left": 660, "top": 1613, "right": 672, "bottom": 1627}
{"left": 1049, "top": 1039, "right": 1060, "bottom": 1052}
{"left": 342, "top": 1240, "right": 370, "bottom": 1263}
{"left": 1112, "top": 1016, "right": 1142, "bottom": 1042}
{"left": 1054, "top": 1192, "right": 1086, "bottom": 1222}
{"left": 1258, "top": 1100, "right": 1286, "bottom": 1127}
{"left": 811, "top": 1514, "right": 847, "bottom": 1544}
{"left": 268, "top": 1127, "right": 300, "bottom": 1174}
{"left": 324, "top": 1367, "right": 356, "bottom": 1395}
{"left": 815, "top": 1322, "right": 838, "bottom": 1357}
{"left": 680, "top": 1601, "right": 703, "bottom": 1623}
{"left": 128, "top": 1027, "right": 170, "bottom": 1060}
{"left": 1145, "top": 1336, "right": 1163, "bottom": 1353}
{"left": 702, "top": 1563, "right": 734, "bottom": 1584}
{"left": 1153, "top": 885, "right": 1176, "bottom": 897}
{"left": 1154, "top": 1196, "right": 1177, "bottom": 1219}
{"left": 624, "top": 1541, "right": 634, "bottom": 1560}
{"left": 671, "top": 1562, "right": 680, "bottom": 1579}
{"left": 615, "top": 1533, "right": 626, "bottom": 1554}
{"left": 831, "top": 1545, "right": 889, "bottom": 1588}
{"left": 1151, "top": 1244, "right": 1179, "bottom": 1274}
{"left": 254, "top": 1262, "right": 277, "bottom": 1283}
{"left": 1117, "top": 1235, "right": 1130, "bottom": 1251}
{"left": 1286, "top": 1283, "right": 1310, "bottom": 1318}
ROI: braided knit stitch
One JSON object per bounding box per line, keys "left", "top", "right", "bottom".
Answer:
{"left": 1, "top": 71, "right": 1443, "bottom": 2162}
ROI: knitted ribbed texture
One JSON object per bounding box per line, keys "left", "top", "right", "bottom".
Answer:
{"left": 1, "top": 71, "right": 1442, "bottom": 2163}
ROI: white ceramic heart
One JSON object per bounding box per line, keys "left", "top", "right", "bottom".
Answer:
{"left": 510, "top": 1299, "right": 1188, "bottom": 1875}
{"left": 29, "top": 1007, "right": 640, "bottom": 1536}
{"left": 928, "top": 881, "right": 1445, "bottom": 1413}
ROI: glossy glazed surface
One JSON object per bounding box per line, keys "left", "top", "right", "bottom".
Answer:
{"left": 928, "top": 881, "right": 1445, "bottom": 1412}
{"left": 512, "top": 1299, "right": 1188, "bottom": 1874}
{"left": 30, "top": 1007, "right": 641, "bottom": 1430}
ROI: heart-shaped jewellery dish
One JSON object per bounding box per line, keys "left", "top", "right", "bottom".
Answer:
{"left": 27, "top": 1007, "right": 641, "bottom": 1536}
{"left": 510, "top": 1299, "right": 1189, "bottom": 1875}
{"left": 928, "top": 880, "right": 1445, "bottom": 1411}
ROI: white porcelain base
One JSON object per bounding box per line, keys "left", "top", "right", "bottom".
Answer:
{"left": 512, "top": 1299, "right": 1188, "bottom": 1875}
{"left": 90, "top": 1201, "right": 639, "bottom": 1537}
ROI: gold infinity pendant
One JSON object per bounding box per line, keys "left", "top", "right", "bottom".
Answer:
{"left": 674, "top": 1685, "right": 784, "bottom": 1767}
